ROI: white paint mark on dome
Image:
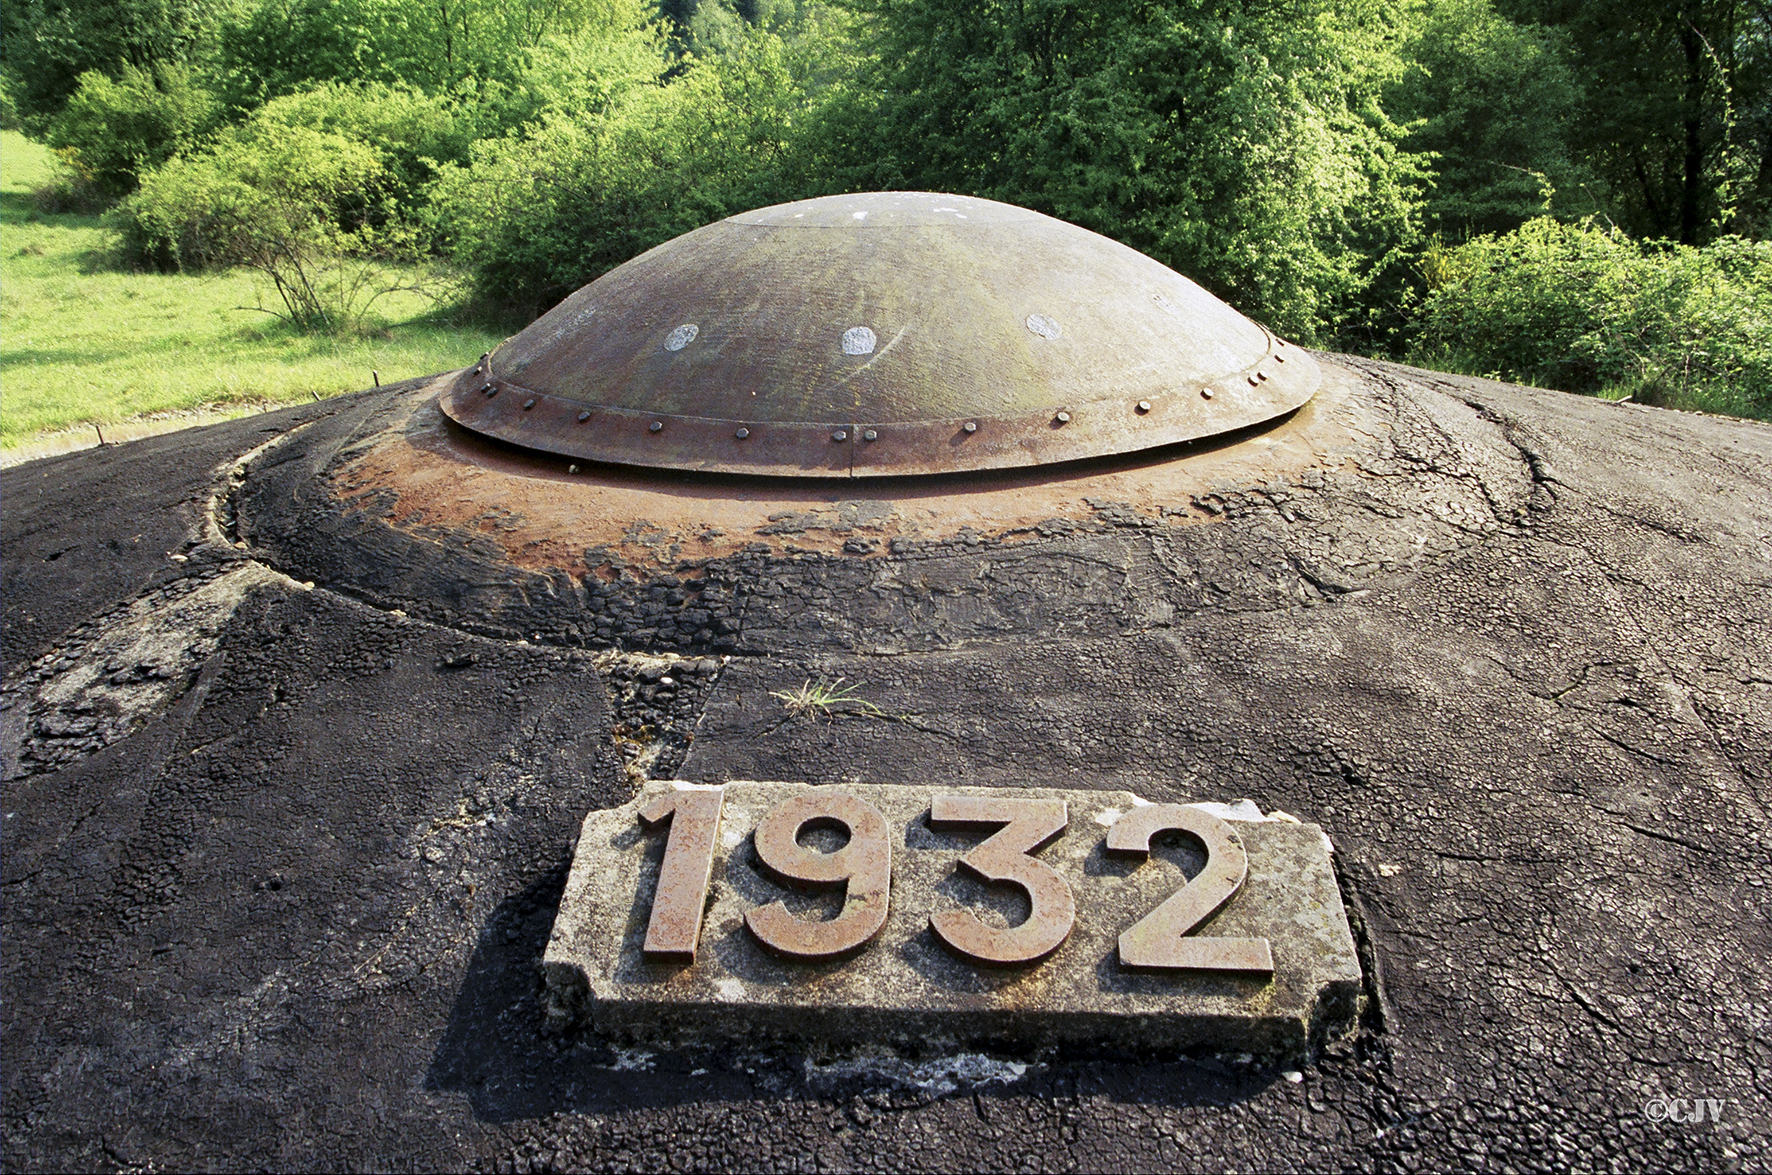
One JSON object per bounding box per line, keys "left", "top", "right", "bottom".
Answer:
{"left": 1026, "top": 314, "right": 1061, "bottom": 340}
{"left": 664, "top": 323, "right": 699, "bottom": 351}
{"left": 852, "top": 210, "right": 869, "bottom": 220}
{"left": 842, "top": 326, "right": 878, "bottom": 355}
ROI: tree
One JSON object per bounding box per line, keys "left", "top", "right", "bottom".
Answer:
{"left": 1387, "top": 0, "right": 1592, "bottom": 238}
{"left": 1502, "top": 0, "right": 1772, "bottom": 243}
{"left": 211, "top": 0, "right": 649, "bottom": 110}
{"left": 0, "top": 0, "right": 229, "bottom": 123}
{"left": 804, "top": 0, "right": 1429, "bottom": 343}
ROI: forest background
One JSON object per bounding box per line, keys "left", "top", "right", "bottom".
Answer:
{"left": 3, "top": 0, "right": 1769, "bottom": 449}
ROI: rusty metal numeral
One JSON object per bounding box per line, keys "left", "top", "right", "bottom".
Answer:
{"left": 637, "top": 787, "right": 726, "bottom": 963}
{"left": 1106, "top": 804, "right": 1274, "bottom": 974}
{"left": 745, "top": 789, "right": 892, "bottom": 959}
{"left": 928, "top": 795, "right": 1076, "bottom": 965}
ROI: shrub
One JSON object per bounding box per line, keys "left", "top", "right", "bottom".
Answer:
{"left": 249, "top": 83, "right": 472, "bottom": 215}
{"left": 475, "top": 19, "right": 673, "bottom": 132}
{"left": 114, "top": 81, "right": 469, "bottom": 262}
{"left": 427, "top": 30, "right": 810, "bottom": 312}
{"left": 114, "top": 123, "right": 413, "bottom": 331}
{"left": 118, "top": 124, "right": 383, "bottom": 269}
{"left": 46, "top": 64, "right": 218, "bottom": 198}
{"left": 794, "top": 0, "right": 1428, "bottom": 345}
{"left": 212, "top": 0, "right": 652, "bottom": 109}
{"left": 1409, "top": 218, "right": 1772, "bottom": 418}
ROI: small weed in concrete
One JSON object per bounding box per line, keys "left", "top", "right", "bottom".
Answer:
{"left": 770, "top": 678, "right": 884, "bottom": 722}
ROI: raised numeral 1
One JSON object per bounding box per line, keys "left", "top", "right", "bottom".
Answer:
{"left": 928, "top": 794, "right": 1076, "bottom": 965}
{"left": 745, "top": 789, "right": 892, "bottom": 959}
{"left": 637, "top": 787, "right": 726, "bottom": 962}
{"left": 1106, "top": 804, "right": 1274, "bottom": 974}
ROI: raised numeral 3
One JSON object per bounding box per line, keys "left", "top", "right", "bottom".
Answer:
{"left": 637, "top": 787, "right": 726, "bottom": 962}
{"left": 1106, "top": 804, "right": 1274, "bottom": 974}
{"left": 928, "top": 795, "right": 1076, "bottom": 965}
{"left": 745, "top": 789, "right": 892, "bottom": 958}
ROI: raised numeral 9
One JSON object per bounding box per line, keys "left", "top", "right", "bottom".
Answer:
{"left": 638, "top": 789, "right": 1273, "bottom": 977}
{"left": 1106, "top": 804, "right": 1274, "bottom": 974}
{"left": 638, "top": 787, "right": 726, "bottom": 962}
{"left": 745, "top": 789, "right": 892, "bottom": 958}
{"left": 928, "top": 794, "right": 1076, "bottom": 965}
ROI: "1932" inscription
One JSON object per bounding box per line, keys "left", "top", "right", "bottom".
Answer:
{"left": 638, "top": 786, "right": 1275, "bottom": 975}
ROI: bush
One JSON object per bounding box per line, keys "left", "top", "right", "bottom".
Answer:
{"left": 795, "top": 0, "right": 1427, "bottom": 345}
{"left": 248, "top": 83, "right": 472, "bottom": 215}
{"left": 46, "top": 64, "right": 217, "bottom": 198}
{"left": 118, "top": 124, "right": 383, "bottom": 269}
{"left": 1409, "top": 218, "right": 1772, "bottom": 418}
{"left": 474, "top": 19, "right": 673, "bottom": 132}
{"left": 114, "top": 123, "right": 415, "bottom": 331}
{"left": 427, "top": 30, "right": 812, "bottom": 312}
{"left": 115, "top": 82, "right": 472, "bottom": 268}
{"left": 0, "top": 0, "right": 228, "bottom": 125}
{"left": 212, "top": 0, "right": 651, "bottom": 109}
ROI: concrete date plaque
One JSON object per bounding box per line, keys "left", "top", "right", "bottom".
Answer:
{"left": 542, "top": 781, "right": 1362, "bottom": 1056}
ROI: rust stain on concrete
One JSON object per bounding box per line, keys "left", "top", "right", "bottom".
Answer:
{"left": 329, "top": 361, "right": 1380, "bottom": 576}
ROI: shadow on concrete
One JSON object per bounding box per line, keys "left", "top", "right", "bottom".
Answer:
{"left": 424, "top": 861, "right": 1316, "bottom": 1125}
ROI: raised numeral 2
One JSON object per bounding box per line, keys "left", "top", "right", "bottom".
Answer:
{"left": 638, "top": 787, "right": 726, "bottom": 962}
{"left": 1105, "top": 804, "right": 1274, "bottom": 974}
{"left": 745, "top": 789, "right": 892, "bottom": 958}
{"left": 928, "top": 795, "right": 1076, "bottom": 965}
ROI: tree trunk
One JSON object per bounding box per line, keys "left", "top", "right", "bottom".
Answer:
{"left": 1679, "top": 19, "right": 1705, "bottom": 245}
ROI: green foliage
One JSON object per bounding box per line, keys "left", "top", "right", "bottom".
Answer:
{"left": 1500, "top": 0, "right": 1771, "bottom": 244}
{"left": 1389, "top": 0, "right": 1592, "bottom": 236}
{"left": 115, "top": 82, "right": 470, "bottom": 299}
{"left": 45, "top": 63, "right": 218, "bottom": 197}
{"left": 427, "top": 27, "right": 815, "bottom": 311}
{"left": 6, "top": 0, "right": 1771, "bottom": 420}
{"left": 0, "top": 0, "right": 229, "bottom": 123}
{"left": 1409, "top": 218, "right": 1772, "bottom": 417}
{"left": 811, "top": 0, "right": 1428, "bottom": 344}
{"left": 472, "top": 16, "right": 673, "bottom": 132}
{"left": 1, "top": 130, "right": 504, "bottom": 447}
{"left": 212, "top": 0, "right": 650, "bottom": 108}
{"left": 249, "top": 83, "right": 472, "bottom": 212}
{"left": 118, "top": 122, "right": 385, "bottom": 270}
{"left": 112, "top": 118, "right": 438, "bottom": 332}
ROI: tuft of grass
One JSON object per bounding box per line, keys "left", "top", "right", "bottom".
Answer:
{"left": 769, "top": 678, "right": 884, "bottom": 722}
{"left": 0, "top": 130, "right": 510, "bottom": 449}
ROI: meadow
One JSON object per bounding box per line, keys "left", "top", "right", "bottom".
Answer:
{"left": 0, "top": 131, "right": 501, "bottom": 451}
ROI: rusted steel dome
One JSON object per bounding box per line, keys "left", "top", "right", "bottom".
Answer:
{"left": 439, "top": 192, "right": 1320, "bottom": 477}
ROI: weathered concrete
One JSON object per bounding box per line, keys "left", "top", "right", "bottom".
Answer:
{"left": 544, "top": 781, "right": 1359, "bottom": 1057}
{"left": 3, "top": 358, "right": 1770, "bottom": 1172}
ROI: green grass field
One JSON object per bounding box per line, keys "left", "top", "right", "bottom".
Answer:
{"left": 0, "top": 130, "right": 506, "bottom": 449}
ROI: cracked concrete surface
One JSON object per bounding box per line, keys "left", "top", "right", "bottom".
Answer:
{"left": 3, "top": 358, "right": 1769, "bottom": 1172}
